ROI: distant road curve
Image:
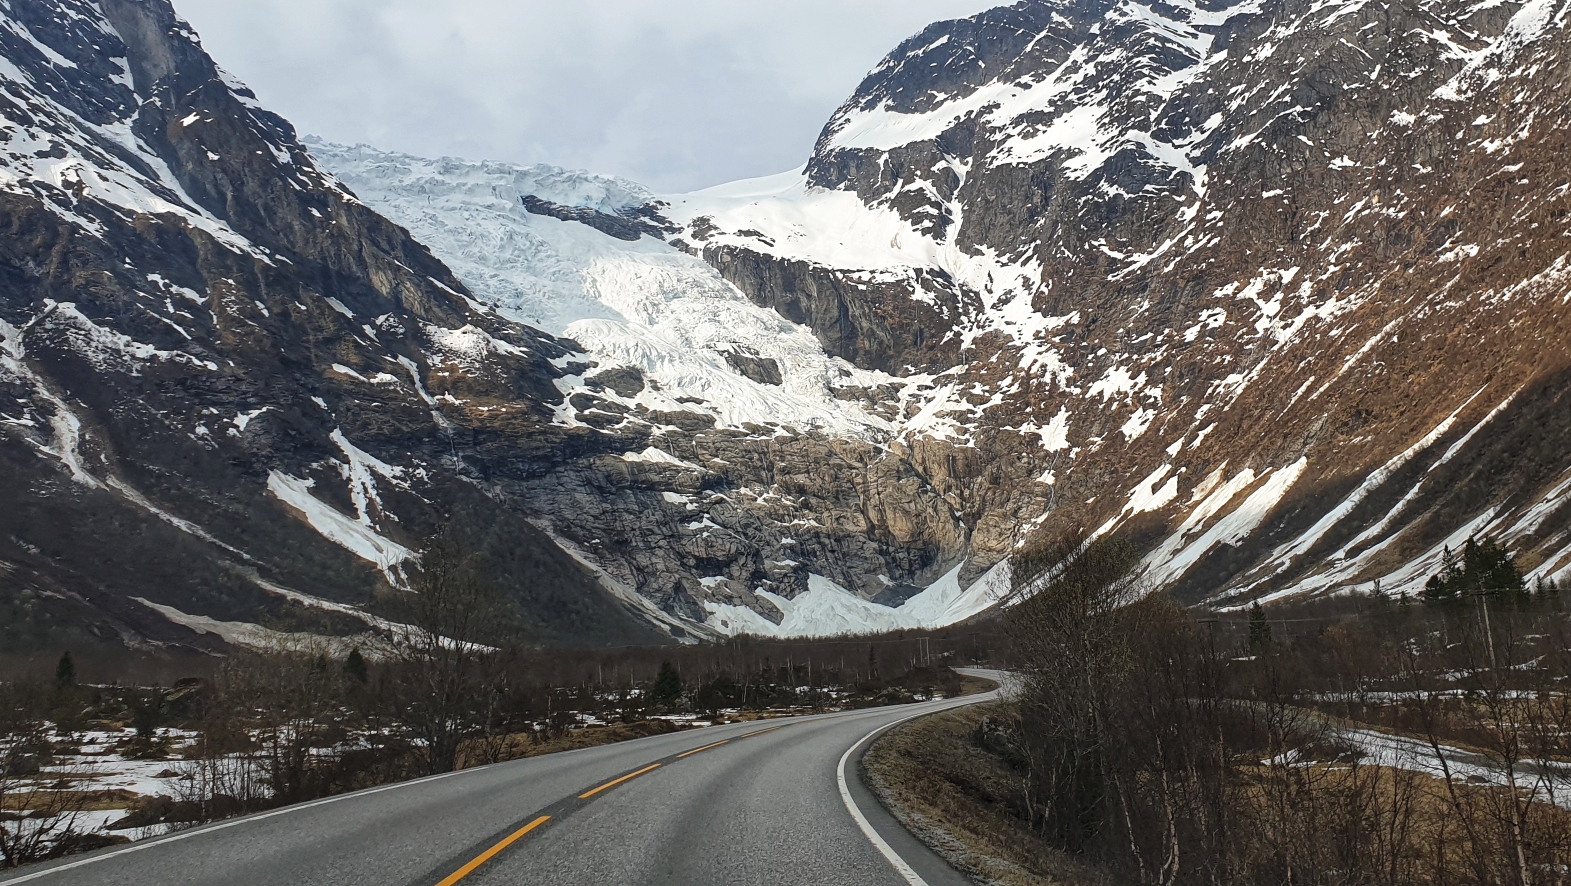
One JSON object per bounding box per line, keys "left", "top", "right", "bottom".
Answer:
{"left": 4, "top": 669, "right": 1008, "bottom": 886}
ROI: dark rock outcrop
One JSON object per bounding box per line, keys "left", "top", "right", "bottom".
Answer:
{"left": 521, "top": 195, "right": 676, "bottom": 242}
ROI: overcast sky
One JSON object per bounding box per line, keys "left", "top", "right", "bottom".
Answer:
{"left": 174, "top": 1, "right": 998, "bottom": 193}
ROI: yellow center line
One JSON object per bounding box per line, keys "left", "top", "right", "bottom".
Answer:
{"left": 435, "top": 815, "right": 550, "bottom": 886}
{"left": 740, "top": 725, "right": 785, "bottom": 739}
{"left": 676, "top": 739, "right": 730, "bottom": 758}
{"left": 579, "top": 763, "right": 662, "bottom": 799}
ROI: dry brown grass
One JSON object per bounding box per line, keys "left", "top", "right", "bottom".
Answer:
{"left": 0, "top": 789, "right": 141, "bottom": 814}
{"left": 863, "top": 705, "right": 1115, "bottom": 886}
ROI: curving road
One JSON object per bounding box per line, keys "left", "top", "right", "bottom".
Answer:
{"left": 3, "top": 670, "right": 1005, "bottom": 886}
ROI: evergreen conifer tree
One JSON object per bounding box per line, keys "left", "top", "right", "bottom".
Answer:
{"left": 54, "top": 651, "right": 75, "bottom": 689}
{"left": 1424, "top": 537, "right": 1525, "bottom": 605}
{"left": 345, "top": 648, "right": 369, "bottom": 684}
{"left": 652, "top": 661, "right": 684, "bottom": 709}
{"left": 1248, "top": 602, "right": 1272, "bottom": 651}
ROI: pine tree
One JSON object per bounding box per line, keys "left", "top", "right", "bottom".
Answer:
{"left": 344, "top": 648, "right": 369, "bottom": 684}
{"left": 54, "top": 651, "right": 76, "bottom": 689}
{"left": 652, "top": 661, "right": 684, "bottom": 710}
{"left": 1248, "top": 602, "right": 1273, "bottom": 651}
{"left": 1424, "top": 573, "right": 1453, "bottom": 603}
{"left": 1425, "top": 537, "right": 1524, "bottom": 605}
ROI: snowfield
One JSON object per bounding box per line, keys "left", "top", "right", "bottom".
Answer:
{"left": 702, "top": 561, "right": 1011, "bottom": 638}
{"left": 308, "top": 142, "right": 898, "bottom": 440}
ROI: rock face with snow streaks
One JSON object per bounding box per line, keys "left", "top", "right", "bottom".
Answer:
{"left": 309, "top": 144, "right": 985, "bottom": 633}
{"left": 0, "top": 0, "right": 672, "bottom": 652}
{"left": 668, "top": 0, "right": 1571, "bottom": 606}
{"left": 0, "top": 1, "right": 983, "bottom": 652}
{"left": 7, "top": 0, "right": 1571, "bottom": 650}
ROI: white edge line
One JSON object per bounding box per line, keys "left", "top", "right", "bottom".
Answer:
{"left": 0, "top": 768, "right": 469, "bottom": 883}
{"left": 837, "top": 692, "right": 997, "bottom": 886}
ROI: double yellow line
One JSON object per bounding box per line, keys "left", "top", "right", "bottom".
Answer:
{"left": 436, "top": 727, "right": 776, "bottom": 884}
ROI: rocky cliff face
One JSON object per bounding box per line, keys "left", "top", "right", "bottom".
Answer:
{"left": 310, "top": 145, "right": 997, "bottom": 637}
{"left": 0, "top": 0, "right": 993, "bottom": 654}
{"left": 0, "top": 0, "right": 683, "bottom": 654}
{"left": 666, "top": 0, "right": 1571, "bottom": 606}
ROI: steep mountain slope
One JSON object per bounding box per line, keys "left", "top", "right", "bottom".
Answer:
{"left": 668, "top": 0, "right": 1571, "bottom": 605}
{"left": 309, "top": 144, "right": 1008, "bottom": 637}
{"left": 0, "top": 0, "right": 677, "bottom": 654}
{"left": 0, "top": 0, "right": 1007, "bottom": 651}
{"left": 305, "top": 143, "right": 897, "bottom": 439}
{"left": 8, "top": 0, "right": 1570, "bottom": 650}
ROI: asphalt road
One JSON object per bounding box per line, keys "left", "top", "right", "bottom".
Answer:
{"left": 3, "top": 670, "right": 1005, "bottom": 886}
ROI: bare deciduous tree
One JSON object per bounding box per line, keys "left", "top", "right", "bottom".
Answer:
{"left": 388, "top": 536, "right": 506, "bottom": 775}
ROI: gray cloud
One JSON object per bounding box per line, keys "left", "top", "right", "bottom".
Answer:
{"left": 173, "top": 0, "right": 998, "bottom": 193}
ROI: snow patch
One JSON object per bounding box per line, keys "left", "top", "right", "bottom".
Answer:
{"left": 266, "top": 470, "right": 411, "bottom": 574}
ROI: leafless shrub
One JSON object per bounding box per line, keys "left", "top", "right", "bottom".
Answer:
{"left": 0, "top": 680, "right": 89, "bottom": 869}
{"left": 1002, "top": 528, "right": 1571, "bottom": 886}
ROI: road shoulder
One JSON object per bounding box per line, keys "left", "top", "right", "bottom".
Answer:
{"left": 861, "top": 704, "right": 1114, "bottom": 886}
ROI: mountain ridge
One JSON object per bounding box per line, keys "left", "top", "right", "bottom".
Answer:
{"left": 0, "top": 0, "right": 679, "bottom": 655}
{"left": 3, "top": 0, "right": 1570, "bottom": 653}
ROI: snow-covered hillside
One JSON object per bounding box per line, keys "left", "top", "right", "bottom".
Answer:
{"left": 310, "top": 142, "right": 1009, "bottom": 638}
{"left": 703, "top": 560, "right": 1010, "bottom": 637}
{"left": 9, "top": 0, "right": 1571, "bottom": 653}
{"left": 670, "top": 0, "right": 1571, "bottom": 610}
{"left": 309, "top": 0, "right": 1571, "bottom": 630}
{"left": 0, "top": 0, "right": 681, "bottom": 653}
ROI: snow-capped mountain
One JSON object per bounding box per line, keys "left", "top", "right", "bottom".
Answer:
{"left": 0, "top": 0, "right": 695, "bottom": 652}
{"left": 308, "top": 143, "right": 1006, "bottom": 637}
{"left": 306, "top": 143, "right": 896, "bottom": 440}
{"left": 0, "top": 0, "right": 999, "bottom": 651}
{"left": 667, "top": 0, "right": 1571, "bottom": 606}
{"left": 4, "top": 0, "right": 1570, "bottom": 653}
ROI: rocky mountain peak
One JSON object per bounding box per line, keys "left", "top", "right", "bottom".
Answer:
{"left": 0, "top": 0, "right": 686, "bottom": 653}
